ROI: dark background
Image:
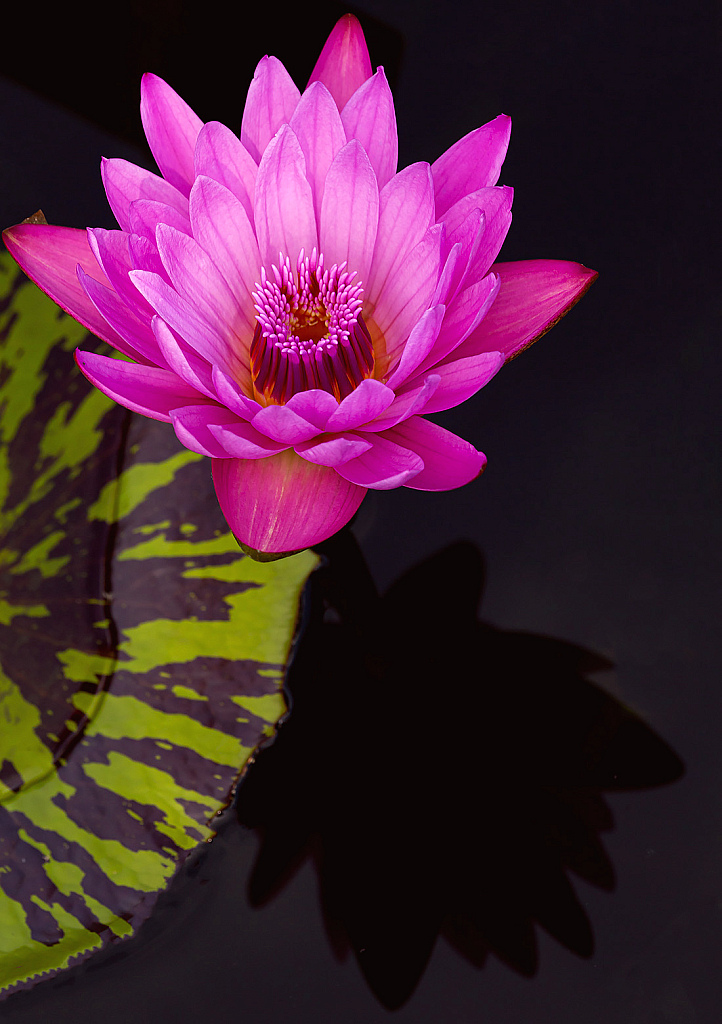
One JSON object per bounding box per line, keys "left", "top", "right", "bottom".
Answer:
{"left": 1, "top": 0, "right": 720, "bottom": 1020}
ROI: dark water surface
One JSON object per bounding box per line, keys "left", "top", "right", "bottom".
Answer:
{"left": 1, "top": 0, "right": 720, "bottom": 1019}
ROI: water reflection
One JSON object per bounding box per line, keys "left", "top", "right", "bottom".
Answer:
{"left": 235, "top": 532, "right": 684, "bottom": 1010}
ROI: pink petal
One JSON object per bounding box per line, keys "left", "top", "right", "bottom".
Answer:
{"left": 443, "top": 186, "right": 514, "bottom": 285}
{"left": 294, "top": 432, "right": 372, "bottom": 467}
{"left": 384, "top": 416, "right": 486, "bottom": 491}
{"left": 212, "top": 366, "right": 262, "bottom": 420}
{"left": 307, "top": 14, "right": 373, "bottom": 111}
{"left": 417, "top": 272, "right": 500, "bottom": 371}
{"left": 452, "top": 260, "right": 599, "bottom": 362}
{"left": 340, "top": 68, "right": 397, "bottom": 189}
{"left": 140, "top": 73, "right": 203, "bottom": 197}
{"left": 152, "top": 315, "right": 216, "bottom": 399}
{"left": 128, "top": 199, "right": 191, "bottom": 242}
{"left": 189, "top": 175, "right": 260, "bottom": 338}
{"left": 432, "top": 240, "right": 468, "bottom": 307}
{"left": 366, "top": 162, "right": 435, "bottom": 306}
{"left": 432, "top": 114, "right": 512, "bottom": 219}
{"left": 212, "top": 450, "right": 366, "bottom": 553}
{"left": 128, "top": 233, "right": 170, "bottom": 281}
{"left": 171, "top": 403, "right": 243, "bottom": 457}
{"left": 78, "top": 266, "right": 166, "bottom": 366}
{"left": 319, "top": 140, "right": 379, "bottom": 287}
{"left": 171, "top": 404, "right": 280, "bottom": 459}
{"left": 241, "top": 56, "right": 301, "bottom": 163}
{"left": 325, "top": 378, "right": 395, "bottom": 431}
{"left": 361, "top": 374, "right": 440, "bottom": 431}
{"left": 335, "top": 433, "right": 424, "bottom": 489}
{"left": 284, "top": 389, "right": 339, "bottom": 429}
{"left": 207, "top": 420, "right": 288, "bottom": 459}
{"left": 371, "top": 224, "right": 443, "bottom": 362}
{"left": 155, "top": 223, "right": 251, "bottom": 376}
{"left": 289, "top": 81, "right": 347, "bottom": 221}
{"left": 254, "top": 125, "right": 317, "bottom": 269}
{"left": 129, "top": 268, "right": 247, "bottom": 385}
{"left": 2, "top": 223, "right": 133, "bottom": 353}
{"left": 75, "top": 349, "right": 203, "bottom": 421}
{"left": 194, "top": 121, "right": 258, "bottom": 223}
{"left": 385, "top": 304, "right": 445, "bottom": 390}
{"left": 87, "top": 227, "right": 154, "bottom": 321}
{"left": 101, "top": 158, "right": 188, "bottom": 233}
{"left": 440, "top": 205, "right": 482, "bottom": 265}
{"left": 405, "top": 351, "right": 504, "bottom": 414}
{"left": 251, "top": 404, "right": 320, "bottom": 444}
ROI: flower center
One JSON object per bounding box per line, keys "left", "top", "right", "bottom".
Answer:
{"left": 250, "top": 249, "right": 374, "bottom": 405}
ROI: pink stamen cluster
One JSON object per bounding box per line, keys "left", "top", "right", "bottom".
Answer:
{"left": 250, "top": 248, "right": 374, "bottom": 404}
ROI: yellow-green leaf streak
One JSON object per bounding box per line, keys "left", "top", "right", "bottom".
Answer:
{"left": 117, "top": 549, "right": 317, "bottom": 671}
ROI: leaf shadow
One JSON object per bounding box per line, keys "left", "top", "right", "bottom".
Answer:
{"left": 235, "top": 532, "right": 684, "bottom": 1010}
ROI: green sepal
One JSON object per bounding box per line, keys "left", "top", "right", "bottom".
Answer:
{"left": 236, "top": 539, "right": 307, "bottom": 562}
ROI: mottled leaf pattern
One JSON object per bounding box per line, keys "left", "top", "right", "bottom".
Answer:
{"left": 0, "top": 253, "right": 317, "bottom": 995}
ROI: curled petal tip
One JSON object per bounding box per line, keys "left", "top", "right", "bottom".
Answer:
{"left": 307, "top": 14, "right": 373, "bottom": 110}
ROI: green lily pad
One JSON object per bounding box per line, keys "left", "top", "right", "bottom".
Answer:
{"left": 0, "top": 253, "right": 317, "bottom": 995}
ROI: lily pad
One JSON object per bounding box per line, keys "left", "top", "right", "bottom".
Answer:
{"left": 0, "top": 253, "right": 317, "bottom": 996}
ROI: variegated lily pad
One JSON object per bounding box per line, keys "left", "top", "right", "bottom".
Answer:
{"left": 0, "top": 253, "right": 317, "bottom": 995}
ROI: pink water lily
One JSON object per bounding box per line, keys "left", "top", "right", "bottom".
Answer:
{"left": 3, "top": 15, "right": 596, "bottom": 556}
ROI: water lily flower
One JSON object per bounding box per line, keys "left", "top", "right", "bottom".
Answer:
{"left": 3, "top": 14, "right": 596, "bottom": 556}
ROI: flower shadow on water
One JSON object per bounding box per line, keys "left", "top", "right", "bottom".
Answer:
{"left": 236, "top": 533, "right": 684, "bottom": 1010}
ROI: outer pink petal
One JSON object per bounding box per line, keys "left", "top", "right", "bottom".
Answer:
{"left": 189, "top": 175, "right": 261, "bottom": 340}
{"left": 371, "top": 224, "right": 443, "bottom": 362}
{"left": 294, "top": 432, "right": 372, "bottom": 466}
{"left": 2, "top": 223, "right": 133, "bottom": 353}
{"left": 254, "top": 125, "right": 317, "bottom": 269}
{"left": 324, "top": 378, "right": 395, "bottom": 432}
{"left": 340, "top": 68, "right": 397, "bottom": 189}
{"left": 432, "top": 114, "right": 512, "bottom": 219}
{"left": 319, "top": 140, "right": 379, "bottom": 288}
{"left": 212, "top": 450, "right": 366, "bottom": 553}
{"left": 194, "top": 122, "right": 258, "bottom": 223}
{"left": 452, "top": 260, "right": 599, "bottom": 362}
{"left": 290, "top": 81, "right": 346, "bottom": 222}
{"left": 241, "top": 56, "right": 301, "bottom": 163}
{"left": 101, "top": 158, "right": 188, "bottom": 233}
{"left": 335, "top": 433, "right": 424, "bottom": 489}
{"left": 406, "top": 351, "right": 504, "bottom": 414}
{"left": 307, "top": 14, "right": 373, "bottom": 111}
{"left": 78, "top": 267, "right": 166, "bottom": 366}
{"left": 75, "top": 349, "right": 204, "bottom": 422}
{"left": 384, "top": 416, "right": 486, "bottom": 491}
{"left": 140, "top": 74, "right": 203, "bottom": 197}
{"left": 366, "top": 162, "right": 435, "bottom": 306}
